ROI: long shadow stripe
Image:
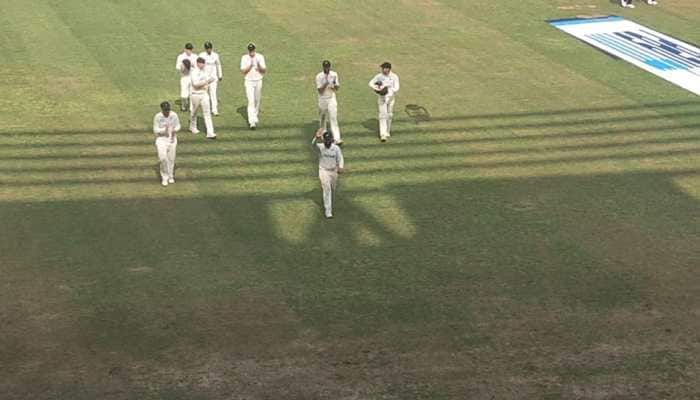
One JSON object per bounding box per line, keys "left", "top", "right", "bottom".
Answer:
{"left": 2, "top": 122, "right": 699, "bottom": 162}
{"left": 1, "top": 135, "right": 698, "bottom": 174}
{"left": 1, "top": 147, "right": 698, "bottom": 188}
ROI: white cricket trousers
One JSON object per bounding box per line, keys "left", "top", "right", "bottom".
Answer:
{"left": 245, "top": 80, "right": 263, "bottom": 125}
{"left": 319, "top": 97, "right": 341, "bottom": 142}
{"left": 208, "top": 79, "right": 219, "bottom": 114}
{"left": 378, "top": 95, "right": 396, "bottom": 139}
{"left": 179, "top": 75, "right": 190, "bottom": 98}
{"left": 156, "top": 137, "right": 177, "bottom": 180}
{"left": 190, "top": 93, "right": 215, "bottom": 137}
{"left": 319, "top": 168, "right": 338, "bottom": 216}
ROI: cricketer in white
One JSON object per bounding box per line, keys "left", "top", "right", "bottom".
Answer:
{"left": 153, "top": 101, "right": 181, "bottom": 186}
{"left": 199, "top": 41, "right": 223, "bottom": 115}
{"left": 312, "top": 127, "right": 344, "bottom": 219}
{"left": 175, "top": 43, "right": 197, "bottom": 111}
{"left": 369, "top": 62, "right": 400, "bottom": 141}
{"left": 240, "top": 43, "right": 266, "bottom": 129}
{"left": 316, "top": 60, "right": 342, "bottom": 144}
{"left": 190, "top": 57, "right": 217, "bottom": 139}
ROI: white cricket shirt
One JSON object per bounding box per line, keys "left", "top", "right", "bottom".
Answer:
{"left": 198, "top": 51, "right": 223, "bottom": 79}
{"left": 368, "top": 72, "right": 400, "bottom": 97}
{"left": 240, "top": 53, "right": 266, "bottom": 81}
{"left": 314, "top": 142, "right": 344, "bottom": 170}
{"left": 316, "top": 70, "right": 339, "bottom": 100}
{"left": 153, "top": 112, "right": 181, "bottom": 138}
{"left": 175, "top": 51, "right": 197, "bottom": 76}
{"left": 190, "top": 67, "right": 213, "bottom": 95}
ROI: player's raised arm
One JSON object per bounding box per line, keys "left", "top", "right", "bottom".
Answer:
{"left": 312, "top": 127, "right": 324, "bottom": 144}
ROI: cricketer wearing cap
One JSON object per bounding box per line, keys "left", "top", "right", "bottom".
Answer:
{"left": 175, "top": 43, "right": 197, "bottom": 111}
{"left": 199, "top": 41, "right": 223, "bottom": 116}
{"left": 316, "top": 60, "right": 342, "bottom": 145}
{"left": 369, "top": 62, "right": 400, "bottom": 142}
{"left": 312, "top": 127, "right": 344, "bottom": 219}
{"left": 190, "top": 57, "right": 217, "bottom": 139}
{"left": 240, "top": 43, "right": 266, "bottom": 129}
{"left": 153, "top": 101, "right": 181, "bottom": 187}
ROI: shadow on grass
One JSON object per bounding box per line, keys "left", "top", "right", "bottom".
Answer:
{"left": 236, "top": 105, "right": 248, "bottom": 124}
{"left": 1, "top": 170, "right": 699, "bottom": 398}
{"left": 405, "top": 104, "right": 431, "bottom": 123}
{"left": 2, "top": 145, "right": 699, "bottom": 188}
{"left": 2, "top": 107, "right": 699, "bottom": 153}
{"left": 361, "top": 118, "right": 378, "bottom": 133}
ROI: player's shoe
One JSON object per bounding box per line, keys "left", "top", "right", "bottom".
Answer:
{"left": 381, "top": 137, "right": 387, "bottom": 142}
{"left": 161, "top": 178, "right": 168, "bottom": 187}
{"left": 206, "top": 134, "right": 217, "bottom": 140}
{"left": 213, "top": 112, "right": 219, "bottom": 116}
{"left": 646, "top": 0, "right": 657, "bottom": 4}
{"left": 168, "top": 178, "right": 175, "bottom": 184}
{"left": 190, "top": 128, "right": 200, "bottom": 134}
{"left": 336, "top": 140, "right": 344, "bottom": 146}
{"left": 325, "top": 212, "right": 333, "bottom": 219}
{"left": 250, "top": 124, "right": 256, "bottom": 130}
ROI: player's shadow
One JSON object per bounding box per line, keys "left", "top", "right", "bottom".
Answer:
{"left": 236, "top": 105, "right": 249, "bottom": 124}
{"left": 405, "top": 104, "right": 431, "bottom": 123}
{"left": 361, "top": 118, "right": 378, "bottom": 133}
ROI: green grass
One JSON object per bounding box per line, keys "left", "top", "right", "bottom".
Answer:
{"left": 1, "top": 1, "right": 700, "bottom": 398}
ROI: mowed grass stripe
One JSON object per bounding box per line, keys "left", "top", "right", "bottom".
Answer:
{"left": 2, "top": 116, "right": 700, "bottom": 164}
{"left": 3, "top": 102, "right": 700, "bottom": 143}
{"left": 2, "top": 145, "right": 698, "bottom": 190}
{"left": 1, "top": 163, "right": 699, "bottom": 205}
{"left": 2, "top": 132, "right": 700, "bottom": 177}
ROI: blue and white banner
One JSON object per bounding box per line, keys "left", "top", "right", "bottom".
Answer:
{"left": 550, "top": 16, "right": 700, "bottom": 95}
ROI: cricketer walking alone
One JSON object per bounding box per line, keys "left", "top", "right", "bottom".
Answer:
{"left": 312, "top": 127, "right": 344, "bottom": 219}
{"left": 369, "top": 62, "right": 400, "bottom": 142}
{"left": 153, "top": 101, "right": 180, "bottom": 187}
{"left": 240, "top": 43, "right": 267, "bottom": 129}
{"left": 316, "top": 60, "right": 342, "bottom": 145}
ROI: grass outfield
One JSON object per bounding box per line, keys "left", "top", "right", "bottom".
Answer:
{"left": 1, "top": 0, "right": 700, "bottom": 398}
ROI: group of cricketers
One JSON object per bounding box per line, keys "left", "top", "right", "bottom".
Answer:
{"left": 155, "top": 41, "right": 401, "bottom": 218}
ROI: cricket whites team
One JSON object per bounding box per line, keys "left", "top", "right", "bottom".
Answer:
{"left": 158, "top": 41, "right": 400, "bottom": 218}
